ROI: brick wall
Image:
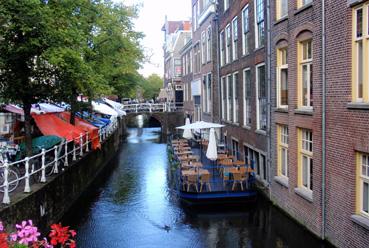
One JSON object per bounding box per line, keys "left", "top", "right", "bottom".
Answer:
{"left": 270, "top": 0, "right": 323, "bottom": 237}
{"left": 323, "top": 1, "right": 369, "bottom": 247}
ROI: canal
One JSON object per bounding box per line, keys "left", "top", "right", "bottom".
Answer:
{"left": 63, "top": 126, "right": 330, "bottom": 248}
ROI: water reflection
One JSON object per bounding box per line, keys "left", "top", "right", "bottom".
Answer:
{"left": 62, "top": 127, "right": 329, "bottom": 248}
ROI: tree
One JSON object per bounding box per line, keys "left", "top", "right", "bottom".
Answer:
{"left": 139, "top": 74, "right": 163, "bottom": 100}
{"left": 0, "top": 0, "right": 144, "bottom": 154}
{"left": 0, "top": 0, "right": 59, "bottom": 155}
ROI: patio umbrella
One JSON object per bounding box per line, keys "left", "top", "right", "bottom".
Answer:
{"left": 182, "top": 118, "right": 193, "bottom": 139}
{"left": 176, "top": 121, "right": 225, "bottom": 130}
{"left": 206, "top": 128, "right": 218, "bottom": 161}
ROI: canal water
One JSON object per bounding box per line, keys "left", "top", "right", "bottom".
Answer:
{"left": 63, "top": 126, "right": 330, "bottom": 248}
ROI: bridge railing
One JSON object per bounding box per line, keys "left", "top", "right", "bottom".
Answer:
{"left": 122, "top": 102, "right": 183, "bottom": 113}
{"left": 0, "top": 118, "right": 119, "bottom": 204}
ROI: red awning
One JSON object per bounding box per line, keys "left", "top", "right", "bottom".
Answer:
{"left": 57, "top": 112, "right": 101, "bottom": 150}
{"left": 32, "top": 113, "right": 85, "bottom": 143}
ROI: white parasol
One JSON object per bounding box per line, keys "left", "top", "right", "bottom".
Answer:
{"left": 176, "top": 121, "right": 225, "bottom": 130}
{"left": 206, "top": 128, "right": 218, "bottom": 161}
{"left": 182, "top": 118, "right": 193, "bottom": 139}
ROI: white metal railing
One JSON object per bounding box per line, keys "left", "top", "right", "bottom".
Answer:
{"left": 0, "top": 118, "right": 119, "bottom": 204}
{"left": 122, "top": 102, "right": 183, "bottom": 114}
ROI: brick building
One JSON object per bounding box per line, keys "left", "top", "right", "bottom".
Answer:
{"left": 162, "top": 18, "right": 191, "bottom": 102}
{"left": 180, "top": 39, "right": 196, "bottom": 119}
{"left": 218, "top": 0, "right": 270, "bottom": 191}
{"left": 172, "top": 0, "right": 369, "bottom": 246}
{"left": 191, "top": 0, "right": 219, "bottom": 122}
{"left": 269, "top": 0, "right": 324, "bottom": 238}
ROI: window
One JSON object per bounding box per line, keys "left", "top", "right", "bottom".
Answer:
{"left": 194, "top": 43, "right": 201, "bottom": 73}
{"left": 189, "top": 50, "right": 193, "bottom": 73}
{"left": 243, "top": 69, "right": 252, "bottom": 127}
{"left": 202, "top": 75, "right": 207, "bottom": 112}
{"left": 298, "top": 40, "right": 313, "bottom": 109}
{"left": 224, "top": 0, "right": 229, "bottom": 12}
{"left": 227, "top": 74, "right": 233, "bottom": 122}
{"left": 255, "top": 0, "right": 265, "bottom": 49}
{"left": 357, "top": 153, "right": 369, "bottom": 217}
{"left": 232, "top": 139, "right": 239, "bottom": 160}
{"left": 256, "top": 64, "right": 267, "bottom": 131}
{"left": 220, "top": 30, "right": 225, "bottom": 66}
{"left": 207, "top": 73, "right": 212, "bottom": 113}
{"left": 233, "top": 72, "right": 239, "bottom": 123}
{"left": 244, "top": 145, "right": 267, "bottom": 181}
{"left": 221, "top": 77, "right": 226, "bottom": 119}
{"left": 298, "top": 0, "right": 312, "bottom": 8}
{"left": 201, "top": 31, "right": 206, "bottom": 65}
{"left": 277, "top": 125, "right": 289, "bottom": 178}
{"left": 193, "top": 4, "right": 197, "bottom": 31}
{"left": 299, "top": 129, "right": 313, "bottom": 192}
{"left": 277, "top": 47, "right": 288, "bottom": 108}
{"left": 352, "top": 6, "right": 369, "bottom": 102}
{"left": 242, "top": 5, "right": 250, "bottom": 55}
{"left": 276, "top": 0, "right": 288, "bottom": 20}
{"left": 226, "top": 24, "right": 231, "bottom": 64}
{"left": 207, "top": 26, "right": 212, "bottom": 62}
{"left": 232, "top": 17, "right": 238, "bottom": 61}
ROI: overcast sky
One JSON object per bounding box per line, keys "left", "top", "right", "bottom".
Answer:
{"left": 118, "top": 0, "right": 191, "bottom": 77}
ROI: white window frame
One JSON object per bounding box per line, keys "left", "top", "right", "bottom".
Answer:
{"left": 226, "top": 74, "right": 232, "bottom": 122}
{"left": 277, "top": 48, "right": 288, "bottom": 108}
{"left": 201, "top": 31, "right": 206, "bottom": 65}
{"left": 225, "top": 24, "right": 231, "bottom": 64}
{"left": 233, "top": 72, "right": 239, "bottom": 123}
{"left": 277, "top": 0, "right": 288, "bottom": 20}
{"left": 224, "top": 0, "right": 229, "bottom": 12}
{"left": 221, "top": 76, "right": 226, "bottom": 120}
{"left": 279, "top": 125, "right": 288, "bottom": 178}
{"left": 207, "top": 73, "right": 212, "bottom": 113}
{"left": 242, "top": 5, "right": 250, "bottom": 55}
{"left": 354, "top": 7, "right": 364, "bottom": 102}
{"left": 300, "top": 129, "right": 313, "bottom": 192}
{"left": 254, "top": 0, "right": 265, "bottom": 49}
{"left": 202, "top": 75, "right": 207, "bottom": 112}
{"left": 220, "top": 30, "right": 225, "bottom": 67}
{"left": 300, "top": 40, "right": 313, "bottom": 109}
{"left": 359, "top": 153, "right": 369, "bottom": 217}
{"left": 207, "top": 26, "right": 212, "bottom": 62}
{"left": 256, "top": 63, "right": 267, "bottom": 132}
{"left": 243, "top": 68, "right": 251, "bottom": 127}
{"left": 232, "top": 17, "right": 238, "bottom": 61}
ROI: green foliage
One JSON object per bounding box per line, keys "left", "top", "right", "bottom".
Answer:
{"left": 0, "top": 0, "right": 144, "bottom": 153}
{"left": 139, "top": 74, "right": 163, "bottom": 100}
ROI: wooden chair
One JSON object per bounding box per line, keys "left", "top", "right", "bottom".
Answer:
{"left": 223, "top": 167, "right": 231, "bottom": 188}
{"left": 186, "top": 174, "right": 198, "bottom": 192}
{"left": 199, "top": 173, "right": 211, "bottom": 192}
{"left": 232, "top": 172, "right": 245, "bottom": 191}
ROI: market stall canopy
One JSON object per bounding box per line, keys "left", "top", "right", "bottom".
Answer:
{"left": 33, "top": 103, "right": 65, "bottom": 113}
{"left": 32, "top": 113, "right": 85, "bottom": 142}
{"left": 91, "top": 101, "right": 118, "bottom": 117}
{"left": 176, "top": 121, "right": 225, "bottom": 130}
{"left": 17, "top": 135, "right": 63, "bottom": 159}
{"left": 3, "top": 104, "right": 44, "bottom": 115}
{"left": 58, "top": 112, "right": 101, "bottom": 150}
{"left": 103, "top": 98, "right": 126, "bottom": 116}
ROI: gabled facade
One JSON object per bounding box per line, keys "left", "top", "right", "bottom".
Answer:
{"left": 162, "top": 19, "right": 192, "bottom": 102}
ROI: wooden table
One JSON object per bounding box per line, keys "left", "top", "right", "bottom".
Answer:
{"left": 182, "top": 169, "right": 210, "bottom": 177}
{"left": 233, "top": 160, "right": 246, "bottom": 166}
{"left": 176, "top": 150, "right": 193, "bottom": 156}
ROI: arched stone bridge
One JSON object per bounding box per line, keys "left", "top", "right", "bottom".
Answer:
{"left": 122, "top": 103, "right": 185, "bottom": 138}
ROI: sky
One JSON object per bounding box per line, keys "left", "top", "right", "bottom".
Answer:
{"left": 117, "top": 0, "right": 191, "bottom": 77}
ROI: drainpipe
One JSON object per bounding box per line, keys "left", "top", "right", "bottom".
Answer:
{"left": 321, "top": 0, "right": 327, "bottom": 240}
{"left": 266, "top": 0, "right": 272, "bottom": 200}
{"left": 215, "top": 0, "right": 221, "bottom": 124}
